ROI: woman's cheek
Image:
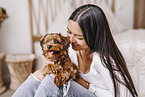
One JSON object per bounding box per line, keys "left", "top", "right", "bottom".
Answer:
{"left": 81, "top": 41, "right": 89, "bottom": 49}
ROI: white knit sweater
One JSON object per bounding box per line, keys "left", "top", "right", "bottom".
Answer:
{"left": 68, "top": 46, "right": 132, "bottom": 97}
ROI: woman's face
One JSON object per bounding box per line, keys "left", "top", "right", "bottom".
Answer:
{"left": 67, "top": 20, "right": 89, "bottom": 51}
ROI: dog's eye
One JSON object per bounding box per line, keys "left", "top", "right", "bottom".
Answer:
{"left": 46, "top": 40, "right": 49, "bottom": 43}
{"left": 54, "top": 40, "right": 60, "bottom": 44}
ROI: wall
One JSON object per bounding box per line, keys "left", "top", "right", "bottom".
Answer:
{"left": 0, "top": 0, "right": 31, "bottom": 54}
{"left": 134, "top": 0, "right": 145, "bottom": 28}
{"left": 0, "top": 0, "right": 31, "bottom": 83}
{"left": 115, "top": 0, "right": 134, "bottom": 28}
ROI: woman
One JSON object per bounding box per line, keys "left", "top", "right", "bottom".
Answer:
{"left": 66, "top": 4, "right": 138, "bottom": 97}
{"left": 12, "top": 4, "right": 138, "bottom": 97}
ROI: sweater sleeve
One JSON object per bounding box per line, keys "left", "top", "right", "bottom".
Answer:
{"left": 12, "top": 74, "right": 41, "bottom": 97}
{"left": 89, "top": 54, "right": 133, "bottom": 97}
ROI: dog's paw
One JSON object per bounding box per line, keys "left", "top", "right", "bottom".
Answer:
{"left": 54, "top": 70, "right": 71, "bottom": 86}
{"left": 43, "top": 64, "right": 62, "bottom": 76}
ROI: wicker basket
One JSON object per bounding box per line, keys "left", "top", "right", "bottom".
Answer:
{"left": 5, "top": 54, "right": 35, "bottom": 90}
{"left": 0, "top": 52, "right": 6, "bottom": 94}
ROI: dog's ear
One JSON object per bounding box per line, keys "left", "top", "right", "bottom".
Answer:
{"left": 61, "top": 36, "right": 70, "bottom": 49}
{"left": 40, "top": 33, "right": 48, "bottom": 47}
{"left": 40, "top": 36, "right": 45, "bottom": 48}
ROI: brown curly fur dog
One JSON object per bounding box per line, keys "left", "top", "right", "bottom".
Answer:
{"left": 40, "top": 33, "right": 80, "bottom": 86}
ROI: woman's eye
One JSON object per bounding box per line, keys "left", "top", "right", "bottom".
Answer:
{"left": 78, "top": 38, "right": 84, "bottom": 40}
{"left": 67, "top": 31, "right": 71, "bottom": 34}
{"left": 77, "top": 37, "right": 84, "bottom": 40}
{"left": 54, "top": 40, "right": 60, "bottom": 44}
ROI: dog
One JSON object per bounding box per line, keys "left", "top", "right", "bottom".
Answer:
{"left": 40, "top": 33, "right": 80, "bottom": 86}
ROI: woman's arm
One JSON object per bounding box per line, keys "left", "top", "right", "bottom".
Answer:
{"left": 74, "top": 78, "right": 90, "bottom": 89}
{"left": 74, "top": 78, "right": 114, "bottom": 97}
{"left": 33, "top": 69, "right": 44, "bottom": 81}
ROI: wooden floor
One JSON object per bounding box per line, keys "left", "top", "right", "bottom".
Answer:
{"left": 0, "top": 82, "right": 15, "bottom": 97}
{"left": 0, "top": 89, "right": 15, "bottom": 97}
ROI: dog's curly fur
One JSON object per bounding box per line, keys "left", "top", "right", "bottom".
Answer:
{"left": 40, "top": 33, "right": 81, "bottom": 86}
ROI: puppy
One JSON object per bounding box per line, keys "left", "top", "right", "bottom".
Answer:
{"left": 40, "top": 33, "right": 80, "bottom": 86}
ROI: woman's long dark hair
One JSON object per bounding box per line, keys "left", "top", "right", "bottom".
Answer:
{"left": 69, "top": 4, "right": 138, "bottom": 97}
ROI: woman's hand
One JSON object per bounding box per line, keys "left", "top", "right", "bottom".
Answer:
{"left": 74, "top": 78, "right": 90, "bottom": 89}
{"left": 33, "top": 69, "right": 44, "bottom": 81}
{"left": 33, "top": 69, "right": 56, "bottom": 81}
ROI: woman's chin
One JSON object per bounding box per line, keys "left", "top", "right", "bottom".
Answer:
{"left": 72, "top": 47, "right": 79, "bottom": 51}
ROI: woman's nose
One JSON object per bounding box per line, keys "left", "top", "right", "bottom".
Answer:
{"left": 70, "top": 35, "right": 75, "bottom": 42}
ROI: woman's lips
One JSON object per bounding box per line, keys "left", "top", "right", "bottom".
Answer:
{"left": 71, "top": 43, "right": 78, "bottom": 48}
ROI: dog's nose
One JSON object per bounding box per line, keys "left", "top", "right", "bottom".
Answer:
{"left": 47, "top": 45, "right": 52, "bottom": 49}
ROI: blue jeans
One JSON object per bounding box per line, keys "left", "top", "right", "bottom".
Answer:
{"left": 12, "top": 74, "right": 96, "bottom": 97}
